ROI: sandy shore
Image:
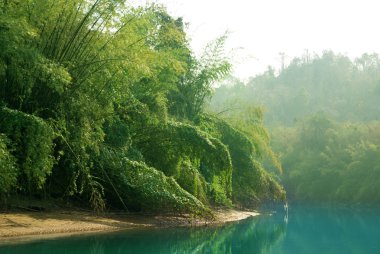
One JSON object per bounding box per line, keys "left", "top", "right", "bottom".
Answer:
{"left": 0, "top": 209, "right": 258, "bottom": 243}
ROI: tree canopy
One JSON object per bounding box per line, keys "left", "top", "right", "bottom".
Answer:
{"left": 211, "top": 51, "right": 380, "bottom": 205}
{"left": 0, "top": 0, "right": 284, "bottom": 214}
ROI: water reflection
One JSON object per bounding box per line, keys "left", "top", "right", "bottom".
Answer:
{"left": 3, "top": 206, "right": 380, "bottom": 254}
{"left": 0, "top": 213, "right": 287, "bottom": 254}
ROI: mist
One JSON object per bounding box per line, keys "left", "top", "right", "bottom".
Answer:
{"left": 210, "top": 51, "right": 380, "bottom": 205}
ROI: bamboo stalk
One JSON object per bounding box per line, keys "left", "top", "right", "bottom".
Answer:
{"left": 58, "top": 0, "right": 101, "bottom": 62}
{"left": 42, "top": 1, "right": 68, "bottom": 57}
{"left": 50, "top": 2, "right": 77, "bottom": 60}
{"left": 38, "top": 1, "right": 58, "bottom": 48}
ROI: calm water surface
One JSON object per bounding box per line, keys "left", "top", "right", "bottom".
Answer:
{"left": 1, "top": 205, "right": 380, "bottom": 253}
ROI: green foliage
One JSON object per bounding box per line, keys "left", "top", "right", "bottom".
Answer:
{"left": 94, "top": 147, "right": 210, "bottom": 216}
{"left": 211, "top": 51, "right": 380, "bottom": 206}
{"left": 197, "top": 115, "right": 285, "bottom": 207}
{"left": 123, "top": 159, "right": 209, "bottom": 215}
{"left": 169, "top": 34, "right": 232, "bottom": 120}
{"left": 103, "top": 116, "right": 131, "bottom": 148}
{"left": 272, "top": 115, "right": 380, "bottom": 204}
{"left": 0, "top": 0, "right": 283, "bottom": 214}
{"left": 134, "top": 121, "right": 233, "bottom": 206}
{"left": 0, "top": 107, "right": 55, "bottom": 192}
{"left": 0, "top": 15, "right": 42, "bottom": 110}
{"left": 0, "top": 134, "right": 17, "bottom": 196}
{"left": 211, "top": 51, "right": 380, "bottom": 127}
{"left": 212, "top": 102, "right": 283, "bottom": 173}
{"left": 175, "top": 159, "right": 208, "bottom": 204}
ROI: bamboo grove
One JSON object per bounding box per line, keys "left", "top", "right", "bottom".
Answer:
{"left": 0, "top": 0, "right": 285, "bottom": 214}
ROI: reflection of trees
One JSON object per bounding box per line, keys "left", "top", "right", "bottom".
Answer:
{"left": 4, "top": 207, "right": 380, "bottom": 254}
{"left": 173, "top": 215, "right": 286, "bottom": 253}
{"left": 0, "top": 215, "right": 287, "bottom": 254}
{"left": 90, "top": 215, "right": 287, "bottom": 254}
{"left": 90, "top": 240, "right": 105, "bottom": 254}
{"left": 231, "top": 214, "right": 287, "bottom": 254}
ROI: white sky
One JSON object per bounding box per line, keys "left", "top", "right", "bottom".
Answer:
{"left": 139, "top": 0, "right": 380, "bottom": 79}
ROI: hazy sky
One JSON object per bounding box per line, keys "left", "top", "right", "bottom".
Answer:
{"left": 140, "top": 0, "right": 380, "bottom": 79}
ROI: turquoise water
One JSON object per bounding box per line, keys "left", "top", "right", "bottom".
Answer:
{"left": 1, "top": 205, "right": 380, "bottom": 253}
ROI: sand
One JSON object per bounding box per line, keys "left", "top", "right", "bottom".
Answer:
{"left": 0, "top": 209, "right": 259, "bottom": 243}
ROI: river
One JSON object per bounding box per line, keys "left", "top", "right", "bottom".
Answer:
{"left": 1, "top": 205, "right": 380, "bottom": 253}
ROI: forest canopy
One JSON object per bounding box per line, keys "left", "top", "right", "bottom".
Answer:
{"left": 211, "top": 51, "right": 380, "bottom": 205}
{"left": 0, "top": 0, "right": 284, "bottom": 214}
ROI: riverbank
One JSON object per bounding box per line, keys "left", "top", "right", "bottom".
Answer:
{"left": 0, "top": 209, "right": 259, "bottom": 244}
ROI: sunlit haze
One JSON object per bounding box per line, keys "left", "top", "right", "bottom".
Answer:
{"left": 142, "top": 0, "right": 380, "bottom": 79}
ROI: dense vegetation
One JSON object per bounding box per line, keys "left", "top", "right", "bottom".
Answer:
{"left": 271, "top": 115, "right": 380, "bottom": 204}
{"left": 0, "top": 0, "right": 284, "bottom": 215}
{"left": 211, "top": 51, "right": 380, "bottom": 205}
